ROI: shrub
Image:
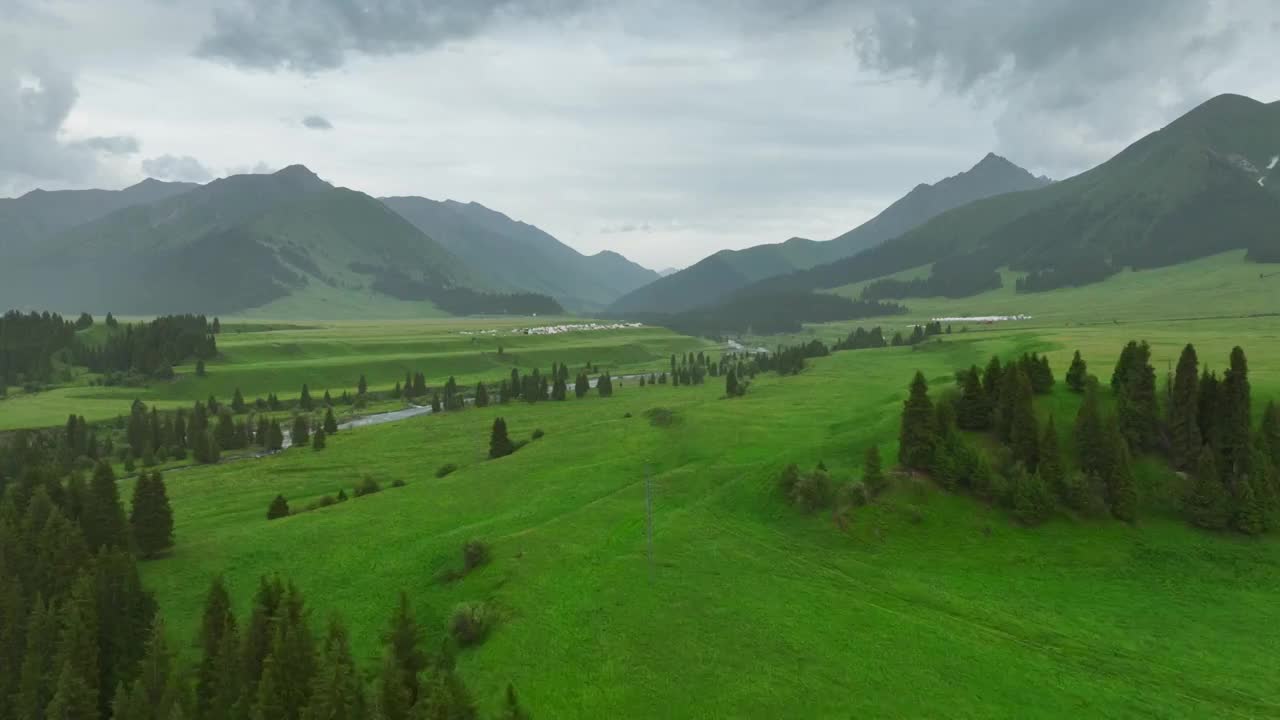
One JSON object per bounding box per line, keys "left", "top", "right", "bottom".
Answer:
{"left": 436, "top": 463, "right": 458, "bottom": 478}
{"left": 391, "top": 478, "right": 406, "bottom": 488}
{"left": 449, "top": 601, "right": 494, "bottom": 647}
{"left": 531, "top": 429, "right": 545, "bottom": 440}
{"left": 463, "top": 540, "right": 491, "bottom": 571}
{"left": 266, "top": 494, "right": 290, "bottom": 520}
{"left": 790, "top": 469, "right": 834, "bottom": 513}
{"left": 336, "top": 489, "right": 348, "bottom": 502}
{"left": 644, "top": 407, "right": 678, "bottom": 427}
{"left": 778, "top": 463, "right": 802, "bottom": 496}
{"left": 842, "top": 482, "right": 869, "bottom": 508}
{"left": 354, "top": 476, "right": 382, "bottom": 497}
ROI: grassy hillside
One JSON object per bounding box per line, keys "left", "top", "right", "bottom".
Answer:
{"left": 383, "top": 197, "right": 657, "bottom": 312}
{"left": 607, "top": 154, "right": 1048, "bottom": 316}
{"left": 130, "top": 316, "right": 1280, "bottom": 718}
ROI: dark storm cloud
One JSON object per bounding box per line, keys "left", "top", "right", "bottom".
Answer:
{"left": 301, "top": 114, "right": 333, "bottom": 130}
{"left": 197, "top": 0, "right": 587, "bottom": 72}
{"left": 142, "top": 154, "right": 214, "bottom": 182}
{"left": 0, "top": 60, "right": 100, "bottom": 192}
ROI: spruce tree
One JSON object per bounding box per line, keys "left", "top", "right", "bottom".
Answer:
{"left": 1065, "top": 350, "right": 1088, "bottom": 392}
{"left": 475, "top": 383, "right": 489, "bottom": 408}
{"left": 863, "top": 445, "right": 887, "bottom": 497}
{"left": 232, "top": 389, "right": 247, "bottom": 414}
{"left": 725, "top": 368, "right": 739, "bottom": 398}
{"left": 46, "top": 660, "right": 99, "bottom": 720}
{"left": 54, "top": 573, "right": 100, "bottom": 709}
{"left": 1074, "top": 380, "right": 1106, "bottom": 477}
{"left": 1010, "top": 465, "right": 1053, "bottom": 525}
{"left": 15, "top": 596, "right": 59, "bottom": 720}
{"left": 291, "top": 416, "right": 310, "bottom": 448}
{"left": 324, "top": 408, "right": 339, "bottom": 435}
{"left": 1261, "top": 400, "right": 1280, "bottom": 471}
{"left": 431, "top": 393, "right": 442, "bottom": 413}
{"left": 130, "top": 471, "right": 174, "bottom": 558}
{"left": 267, "top": 496, "right": 290, "bottom": 520}
{"left": 995, "top": 364, "right": 1019, "bottom": 442}
{"left": 956, "top": 366, "right": 989, "bottom": 430}
{"left": 382, "top": 592, "right": 427, "bottom": 714}
{"left": 251, "top": 655, "right": 288, "bottom": 720}
{"left": 197, "top": 576, "right": 237, "bottom": 718}
{"left": 1039, "top": 416, "right": 1065, "bottom": 502}
{"left": 898, "top": 371, "right": 936, "bottom": 471}
{"left": 243, "top": 577, "right": 286, "bottom": 693}
{"left": 300, "top": 385, "right": 314, "bottom": 412}
{"left": 84, "top": 460, "right": 129, "bottom": 551}
{"left": 267, "top": 420, "right": 285, "bottom": 452}
{"left": 1169, "top": 344, "right": 1202, "bottom": 469}
{"left": 358, "top": 375, "right": 368, "bottom": 396}
{"left": 303, "top": 617, "right": 364, "bottom": 720}
{"left": 489, "top": 418, "right": 514, "bottom": 459}
{"left": 1185, "top": 444, "right": 1228, "bottom": 530}
{"left": 1104, "top": 425, "right": 1138, "bottom": 522}
{"left": 1008, "top": 366, "right": 1039, "bottom": 471}
{"left": 1231, "top": 474, "right": 1266, "bottom": 535}
{"left": 1220, "top": 346, "right": 1252, "bottom": 479}
{"left": 312, "top": 429, "right": 326, "bottom": 451}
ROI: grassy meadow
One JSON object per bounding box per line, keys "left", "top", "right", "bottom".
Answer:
{"left": 0, "top": 318, "right": 716, "bottom": 430}
{"left": 125, "top": 308, "right": 1280, "bottom": 718}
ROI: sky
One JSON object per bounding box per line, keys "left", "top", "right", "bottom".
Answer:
{"left": 3, "top": 0, "right": 1279, "bottom": 269}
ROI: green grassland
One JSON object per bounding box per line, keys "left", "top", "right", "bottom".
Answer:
{"left": 0, "top": 319, "right": 716, "bottom": 430}
{"left": 827, "top": 250, "right": 1279, "bottom": 325}
{"left": 129, "top": 313, "right": 1280, "bottom": 718}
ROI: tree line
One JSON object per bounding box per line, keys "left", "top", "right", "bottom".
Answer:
{"left": 72, "top": 314, "right": 219, "bottom": 380}
{"left": 0, "top": 310, "right": 78, "bottom": 387}
{"left": 896, "top": 342, "right": 1278, "bottom": 532}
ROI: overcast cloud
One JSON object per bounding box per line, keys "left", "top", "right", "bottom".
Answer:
{"left": 2, "top": 0, "right": 1278, "bottom": 267}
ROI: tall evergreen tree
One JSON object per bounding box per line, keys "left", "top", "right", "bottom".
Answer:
{"left": 1185, "top": 445, "right": 1228, "bottom": 530}
{"left": 489, "top": 418, "right": 514, "bottom": 459}
{"left": 725, "top": 368, "right": 739, "bottom": 398}
{"left": 197, "top": 576, "right": 237, "bottom": 718}
{"left": 1008, "top": 366, "right": 1040, "bottom": 471}
{"left": 1039, "top": 416, "right": 1065, "bottom": 502}
{"left": 267, "top": 420, "right": 285, "bottom": 452}
{"left": 381, "top": 592, "right": 427, "bottom": 716}
{"left": 1220, "top": 346, "right": 1253, "bottom": 479}
{"left": 1115, "top": 341, "right": 1158, "bottom": 451}
{"left": 898, "top": 371, "right": 936, "bottom": 471}
{"left": 84, "top": 460, "right": 129, "bottom": 551}
{"left": 1103, "top": 423, "right": 1138, "bottom": 522}
{"left": 242, "top": 577, "right": 286, "bottom": 695}
{"left": 15, "top": 596, "right": 59, "bottom": 720}
{"left": 312, "top": 429, "right": 326, "bottom": 451}
{"left": 1010, "top": 464, "right": 1052, "bottom": 526}
{"left": 291, "top": 416, "right": 310, "bottom": 448}
{"left": 475, "top": 383, "right": 489, "bottom": 408}
{"left": 1074, "top": 380, "right": 1107, "bottom": 477}
{"left": 1261, "top": 400, "right": 1280, "bottom": 471}
{"left": 130, "top": 471, "right": 174, "bottom": 558}
{"left": 300, "top": 385, "right": 314, "bottom": 412}
{"left": 995, "top": 364, "right": 1020, "bottom": 442}
{"left": 1169, "top": 344, "right": 1202, "bottom": 469}
{"left": 956, "top": 366, "right": 989, "bottom": 430}
{"left": 303, "top": 617, "right": 364, "bottom": 720}
{"left": 1065, "top": 350, "right": 1088, "bottom": 392}
{"left": 232, "top": 389, "right": 247, "bottom": 414}
{"left": 1231, "top": 474, "right": 1267, "bottom": 535}
{"left": 54, "top": 572, "right": 100, "bottom": 710}
{"left": 358, "top": 375, "right": 368, "bottom": 396}
{"left": 323, "top": 408, "right": 339, "bottom": 435}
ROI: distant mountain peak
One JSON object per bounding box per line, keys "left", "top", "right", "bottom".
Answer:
{"left": 274, "top": 164, "right": 320, "bottom": 179}
{"left": 270, "top": 164, "right": 330, "bottom": 192}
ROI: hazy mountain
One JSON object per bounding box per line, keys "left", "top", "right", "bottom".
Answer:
{"left": 658, "top": 267, "right": 680, "bottom": 277}
{"left": 0, "top": 166, "right": 547, "bottom": 316}
{"left": 606, "top": 155, "right": 1050, "bottom": 315}
{"left": 749, "top": 93, "right": 1280, "bottom": 300}
{"left": 0, "top": 178, "right": 198, "bottom": 259}
{"left": 381, "top": 197, "right": 657, "bottom": 311}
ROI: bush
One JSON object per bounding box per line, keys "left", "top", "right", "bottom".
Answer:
{"left": 336, "top": 489, "right": 348, "bottom": 502}
{"left": 353, "top": 476, "right": 382, "bottom": 497}
{"left": 777, "top": 463, "right": 802, "bottom": 496}
{"left": 436, "top": 463, "right": 458, "bottom": 478}
{"left": 842, "top": 482, "right": 869, "bottom": 508}
{"left": 266, "top": 494, "right": 290, "bottom": 520}
{"left": 463, "top": 540, "right": 491, "bottom": 571}
{"left": 449, "top": 601, "right": 494, "bottom": 648}
{"left": 531, "top": 429, "right": 545, "bottom": 440}
{"left": 391, "top": 478, "right": 406, "bottom": 488}
{"left": 644, "top": 407, "right": 678, "bottom": 427}
{"left": 789, "top": 470, "right": 834, "bottom": 513}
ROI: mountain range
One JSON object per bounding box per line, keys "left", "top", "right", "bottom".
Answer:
{"left": 739, "top": 93, "right": 1280, "bottom": 304}
{"left": 0, "top": 168, "right": 655, "bottom": 317}
{"left": 606, "top": 153, "right": 1051, "bottom": 315}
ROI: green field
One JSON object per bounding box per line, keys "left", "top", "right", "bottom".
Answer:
{"left": 0, "top": 318, "right": 716, "bottom": 430}
{"left": 126, "top": 308, "right": 1280, "bottom": 717}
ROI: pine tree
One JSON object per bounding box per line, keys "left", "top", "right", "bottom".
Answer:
{"left": 197, "top": 576, "right": 237, "bottom": 718}
{"left": 1103, "top": 425, "right": 1138, "bottom": 522}
{"left": 46, "top": 660, "right": 99, "bottom": 720}
{"left": 232, "top": 388, "right": 247, "bottom": 414}
{"left": 84, "top": 459, "right": 129, "bottom": 551}
{"left": 1185, "top": 445, "right": 1228, "bottom": 530}
{"left": 267, "top": 496, "right": 290, "bottom": 520}
{"left": 312, "top": 429, "right": 327, "bottom": 451}
{"left": 574, "top": 373, "right": 589, "bottom": 398}
{"left": 1010, "top": 465, "right": 1053, "bottom": 525}
{"left": 243, "top": 577, "right": 286, "bottom": 694}
{"left": 489, "top": 418, "right": 514, "bottom": 459}
{"left": 303, "top": 617, "right": 364, "bottom": 720}
{"left": 54, "top": 573, "right": 100, "bottom": 710}
{"left": 15, "top": 596, "right": 59, "bottom": 720}
{"left": 898, "top": 371, "right": 936, "bottom": 471}
{"left": 956, "top": 366, "right": 989, "bottom": 430}
{"left": 1115, "top": 341, "right": 1158, "bottom": 451}
{"left": 215, "top": 410, "right": 236, "bottom": 451}
{"left": 130, "top": 471, "right": 174, "bottom": 558}
{"left": 251, "top": 655, "right": 288, "bottom": 720}
{"left": 1038, "top": 416, "right": 1065, "bottom": 502}
{"left": 291, "top": 416, "right": 310, "bottom": 448}
{"left": 1198, "top": 368, "right": 1219, "bottom": 448}
{"left": 1065, "top": 350, "right": 1088, "bottom": 392}
{"left": 1220, "top": 346, "right": 1252, "bottom": 479}
{"left": 725, "top": 368, "right": 739, "bottom": 397}
{"left": 995, "top": 364, "right": 1019, "bottom": 442}
{"left": 381, "top": 592, "right": 427, "bottom": 715}
{"left": 863, "top": 445, "right": 887, "bottom": 497}
{"left": 267, "top": 420, "right": 285, "bottom": 452}
{"left": 324, "top": 408, "right": 339, "bottom": 435}
{"left": 1231, "top": 474, "right": 1266, "bottom": 535}
{"left": 300, "top": 385, "right": 314, "bottom": 411}
{"left": 981, "top": 356, "right": 1002, "bottom": 426}
{"left": 1169, "top": 344, "right": 1202, "bottom": 469}
{"left": 475, "top": 383, "right": 489, "bottom": 408}
{"left": 1074, "top": 380, "right": 1106, "bottom": 477}
{"left": 118, "top": 619, "right": 181, "bottom": 720}
{"left": 1009, "top": 366, "right": 1039, "bottom": 471}
{"left": 1261, "top": 400, "right": 1280, "bottom": 471}
{"left": 431, "top": 393, "right": 442, "bottom": 413}
{"left": 358, "top": 375, "right": 368, "bottom": 396}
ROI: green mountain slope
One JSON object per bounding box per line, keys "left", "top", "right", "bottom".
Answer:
{"left": 754, "top": 93, "right": 1280, "bottom": 300}
{"left": 607, "top": 154, "right": 1049, "bottom": 315}
{"left": 0, "top": 178, "right": 197, "bottom": 259}
{"left": 381, "top": 197, "right": 657, "bottom": 311}
{"left": 0, "top": 166, "right": 551, "bottom": 317}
